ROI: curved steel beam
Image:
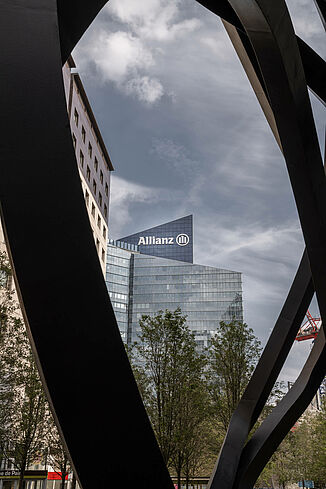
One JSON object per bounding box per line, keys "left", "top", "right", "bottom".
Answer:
{"left": 57, "top": 0, "right": 108, "bottom": 64}
{"left": 235, "top": 332, "right": 326, "bottom": 489}
{"left": 1, "top": 1, "right": 324, "bottom": 488}
{"left": 227, "top": 0, "right": 326, "bottom": 320}
{"left": 296, "top": 37, "right": 326, "bottom": 107}
{"left": 205, "top": 0, "right": 326, "bottom": 487}
{"left": 197, "top": 1, "right": 326, "bottom": 108}
{"left": 313, "top": 0, "right": 326, "bottom": 29}
{"left": 0, "top": 2, "right": 173, "bottom": 488}
{"left": 208, "top": 250, "right": 313, "bottom": 489}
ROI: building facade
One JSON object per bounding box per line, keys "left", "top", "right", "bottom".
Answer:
{"left": 1, "top": 59, "right": 113, "bottom": 276}
{"left": 119, "top": 215, "right": 193, "bottom": 263}
{"left": 62, "top": 58, "right": 113, "bottom": 274}
{"left": 106, "top": 217, "right": 243, "bottom": 349}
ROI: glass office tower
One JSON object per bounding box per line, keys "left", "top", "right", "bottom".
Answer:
{"left": 119, "top": 215, "right": 193, "bottom": 263}
{"left": 105, "top": 241, "right": 135, "bottom": 342}
{"left": 106, "top": 217, "right": 243, "bottom": 348}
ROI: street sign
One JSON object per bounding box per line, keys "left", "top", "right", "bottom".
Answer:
{"left": 298, "top": 481, "right": 314, "bottom": 488}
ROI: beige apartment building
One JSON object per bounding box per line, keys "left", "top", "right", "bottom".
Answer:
{"left": 62, "top": 57, "right": 114, "bottom": 275}
{"left": 1, "top": 58, "right": 113, "bottom": 274}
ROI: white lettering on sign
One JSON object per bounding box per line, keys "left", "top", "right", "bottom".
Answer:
{"left": 137, "top": 234, "right": 190, "bottom": 247}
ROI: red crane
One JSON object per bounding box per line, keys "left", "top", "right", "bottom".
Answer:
{"left": 295, "top": 310, "right": 322, "bottom": 341}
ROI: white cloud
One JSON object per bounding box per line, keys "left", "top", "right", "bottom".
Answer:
{"left": 125, "top": 76, "right": 164, "bottom": 104}
{"left": 107, "top": 0, "right": 201, "bottom": 41}
{"left": 76, "top": 30, "right": 164, "bottom": 103}
{"left": 92, "top": 31, "right": 153, "bottom": 83}
{"left": 74, "top": 0, "right": 202, "bottom": 104}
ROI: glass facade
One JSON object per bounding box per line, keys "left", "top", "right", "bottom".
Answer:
{"left": 106, "top": 232, "right": 243, "bottom": 349}
{"left": 119, "top": 215, "right": 193, "bottom": 263}
{"left": 105, "top": 243, "right": 133, "bottom": 342}
{"left": 130, "top": 254, "right": 242, "bottom": 348}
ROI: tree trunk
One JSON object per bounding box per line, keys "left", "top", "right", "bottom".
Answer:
{"left": 60, "top": 460, "right": 67, "bottom": 489}
{"left": 177, "top": 460, "right": 182, "bottom": 489}
{"left": 71, "top": 472, "right": 77, "bottom": 489}
{"left": 177, "top": 470, "right": 181, "bottom": 489}
{"left": 271, "top": 475, "right": 275, "bottom": 489}
{"left": 18, "top": 454, "right": 27, "bottom": 489}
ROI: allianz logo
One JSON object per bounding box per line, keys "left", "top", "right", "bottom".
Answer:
{"left": 138, "top": 233, "right": 190, "bottom": 247}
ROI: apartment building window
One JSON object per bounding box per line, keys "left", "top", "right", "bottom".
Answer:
{"left": 82, "top": 126, "right": 86, "bottom": 143}
{"left": 101, "top": 248, "right": 105, "bottom": 262}
{"left": 104, "top": 204, "right": 107, "bottom": 219}
{"left": 79, "top": 150, "right": 84, "bottom": 167}
{"left": 100, "top": 170, "right": 103, "bottom": 184}
{"left": 91, "top": 203, "right": 95, "bottom": 217}
{"left": 74, "top": 108, "right": 79, "bottom": 126}
{"left": 103, "top": 226, "right": 106, "bottom": 239}
{"left": 88, "top": 143, "right": 92, "bottom": 158}
{"left": 96, "top": 238, "right": 100, "bottom": 251}
{"left": 105, "top": 183, "right": 108, "bottom": 196}
{"left": 85, "top": 190, "right": 89, "bottom": 206}
{"left": 99, "top": 192, "right": 102, "bottom": 206}
{"left": 92, "top": 179, "right": 97, "bottom": 195}
{"left": 72, "top": 133, "right": 77, "bottom": 149}
{"left": 97, "top": 216, "right": 101, "bottom": 229}
{"left": 86, "top": 165, "right": 91, "bottom": 182}
{"left": 94, "top": 157, "right": 98, "bottom": 172}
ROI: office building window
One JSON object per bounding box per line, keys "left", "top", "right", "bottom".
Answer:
{"left": 85, "top": 190, "right": 89, "bottom": 206}
{"left": 81, "top": 126, "right": 86, "bottom": 143}
{"left": 86, "top": 165, "right": 90, "bottom": 182}
{"left": 105, "top": 183, "right": 108, "bottom": 196}
{"left": 92, "top": 179, "right": 97, "bottom": 195}
{"left": 97, "top": 216, "right": 101, "bottom": 229}
{"left": 72, "top": 133, "right": 77, "bottom": 149}
{"left": 79, "top": 150, "right": 84, "bottom": 167}
{"left": 101, "top": 248, "right": 105, "bottom": 262}
{"left": 104, "top": 204, "right": 108, "bottom": 219}
{"left": 100, "top": 170, "right": 103, "bottom": 184}
{"left": 99, "top": 192, "right": 102, "bottom": 206}
{"left": 96, "top": 238, "right": 100, "bottom": 251}
{"left": 94, "top": 157, "right": 98, "bottom": 172}
{"left": 74, "top": 108, "right": 79, "bottom": 126}
{"left": 88, "top": 143, "right": 92, "bottom": 158}
{"left": 103, "top": 226, "right": 106, "bottom": 239}
{"left": 91, "top": 203, "right": 95, "bottom": 217}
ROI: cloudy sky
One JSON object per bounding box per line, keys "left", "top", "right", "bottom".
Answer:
{"left": 73, "top": 0, "right": 325, "bottom": 382}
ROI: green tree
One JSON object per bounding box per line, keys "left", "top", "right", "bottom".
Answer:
{"left": 292, "top": 415, "right": 315, "bottom": 486}
{"left": 207, "top": 320, "right": 262, "bottom": 432}
{"left": 311, "top": 406, "right": 326, "bottom": 486}
{"left": 170, "top": 349, "right": 208, "bottom": 489}
{"left": 130, "top": 308, "right": 208, "bottom": 488}
{"left": 9, "top": 357, "right": 50, "bottom": 489}
{"left": 0, "top": 250, "right": 19, "bottom": 466}
{"left": 0, "top": 250, "right": 50, "bottom": 489}
{"left": 47, "top": 418, "right": 71, "bottom": 489}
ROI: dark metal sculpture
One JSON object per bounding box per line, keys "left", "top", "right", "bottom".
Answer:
{"left": 0, "top": 2, "right": 173, "bottom": 488}
{"left": 197, "top": 2, "right": 326, "bottom": 489}
{"left": 0, "top": 1, "right": 324, "bottom": 489}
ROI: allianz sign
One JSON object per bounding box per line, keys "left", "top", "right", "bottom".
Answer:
{"left": 138, "top": 233, "right": 190, "bottom": 247}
